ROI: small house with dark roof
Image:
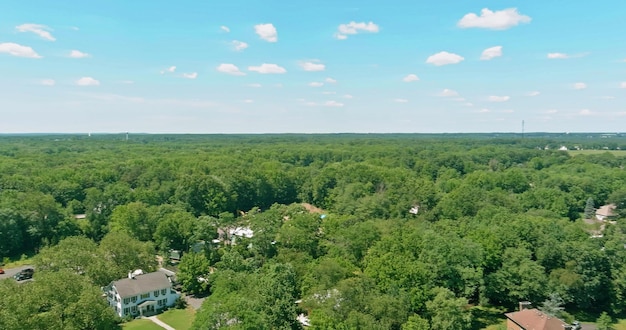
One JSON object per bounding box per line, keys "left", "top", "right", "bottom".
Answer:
{"left": 104, "top": 270, "right": 179, "bottom": 317}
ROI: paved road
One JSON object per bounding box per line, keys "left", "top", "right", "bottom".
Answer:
{"left": 146, "top": 316, "right": 175, "bottom": 330}
{"left": 0, "top": 265, "right": 34, "bottom": 281}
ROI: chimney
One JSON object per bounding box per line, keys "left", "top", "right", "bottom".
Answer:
{"left": 519, "top": 301, "right": 532, "bottom": 311}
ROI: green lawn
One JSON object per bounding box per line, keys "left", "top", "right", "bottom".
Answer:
{"left": 471, "top": 306, "right": 506, "bottom": 330}
{"left": 157, "top": 308, "right": 196, "bottom": 330}
{"left": 614, "top": 319, "right": 626, "bottom": 330}
{"left": 122, "top": 319, "right": 164, "bottom": 330}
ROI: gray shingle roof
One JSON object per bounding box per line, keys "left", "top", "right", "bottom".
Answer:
{"left": 112, "top": 272, "right": 171, "bottom": 298}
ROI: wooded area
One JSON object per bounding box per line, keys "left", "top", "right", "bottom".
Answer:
{"left": 1, "top": 133, "right": 626, "bottom": 329}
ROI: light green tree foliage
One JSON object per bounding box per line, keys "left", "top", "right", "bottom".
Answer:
{"left": 597, "top": 312, "right": 614, "bottom": 330}
{"left": 109, "top": 201, "right": 155, "bottom": 241}
{"left": 402, "top": 315, "right": 430, "bottom": 330}
{"left": 178, "top": 252, "right": 211, "bottom": 295}
{"left": 0, "top": 270, "right": 120, "bottom": 330}
{"left": 426, "top": 287, "right": 472, "bottom": 330}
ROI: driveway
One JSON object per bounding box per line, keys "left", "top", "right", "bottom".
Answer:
{"left": 0, "top": 265, "right": 34, "bottom": 281}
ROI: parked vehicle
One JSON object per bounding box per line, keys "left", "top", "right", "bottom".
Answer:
{"left": 0, "top": 268, "right": 4, "bottom": 274}
{"left": 14, "top": 268, "right": 34, "bottom": 281}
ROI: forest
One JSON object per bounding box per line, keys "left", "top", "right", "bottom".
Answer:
{"left": 1, "top": 133, "right": 626, "bottom": 330}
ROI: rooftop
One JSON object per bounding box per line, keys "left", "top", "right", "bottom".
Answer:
{"left": 505, "top": 308, "right": 568, "bottom": 330}
{"left": 112, "top": 272, "right": 172, "bottom": 298}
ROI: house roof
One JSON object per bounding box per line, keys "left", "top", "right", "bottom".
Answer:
{"left": 112, "top": 272, "right": 171, "bottom": 298}
{"left": 596, "top": 204, "right": 616, "bottom": 217}
{"left": 505, "top": 309, "right": 568, "bottom": 330}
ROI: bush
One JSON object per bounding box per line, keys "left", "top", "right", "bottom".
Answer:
{"left": 174, "top": 296, "right": 188, "bottom": 309}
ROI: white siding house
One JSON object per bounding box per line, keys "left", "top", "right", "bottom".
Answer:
{"left": 104, "top": 271, "right": 179, "bottom": 318}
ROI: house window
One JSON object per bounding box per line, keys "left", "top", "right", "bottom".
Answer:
{"left": 131, "top": 306, "right": 137, "bottom": 314}
{"left": 131, "top": 296, "right": 137, "bottom": 303}
{"left": 161, "top": 289, "right": 166, "bottom": 295}
{"left": 141, "top": 293, "right": 150, "bottom": 299}
{"left": 123, "top": 297, "right": 130, "bottom": 304}
{"left": 123, "top": 307, "right": 130, "bottom": 315}
{"left": 154, "top": 290, "right": 160, "bottom": 297}
{"left": 158, "top": 298, "right": 167, "bottom": 307}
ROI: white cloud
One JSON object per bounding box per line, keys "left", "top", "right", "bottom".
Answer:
{"left": 579, "top": 109, "right": 593, "bottom": 116}
{"left": 248, "top": 63, "right": 286, "bottom": 74}
{"left": 464, "top": 102, "right": 474, "bottom": 107}
{"left": 324, "top": 101, "right": 344, "bottom": 107}
{"left": 16, "top": 23, "right": 56, "bottom": 41}
{"left": 573, "top": 82, "right": 587, "bottom": 90}
{"left": 217, "top": 63, "right": 245, "bottom": 76}
{"left": 76, "top": 77, "right": 100, "bottom": 86}
{"left": 457, "top": 8, "right": 531, "bottom": 30}
{"left": 479, "top": 109, "right": 490, "bottom": 113}
{"left": 394, "top": 98, "right": 409, "bottom": 103}
{"left": 255, "top": 23, "right": 278, "bottom": 42}
{"left": 403, "top": 74, "right": 419, "bottom": 82}
{"left": 242, "top": 99, "right": 253, "bottom": 103}
{"left": 69, "top": 50, "right": 90, "bottom": 58}
{"left": 300, "top": 61, "right": 326, "bottom": 72}
{"left": 426, "top": 51, "right": 464, "bottom": 66}
{"left": 343, "top": 94, "right": 353, "bottom": 99}
{"left": 438, "top": 89, "right": 459, "bottom": 97}
{"left": 119, "top": 80, "right": 134, "bottom": 84}
{"left": 0, "top": 42, "right": 42, "bottom": 58}
{"left": 620, "top": 82, "right": 626, "bottom": 89}
{"left": 528, "top": 91, "right": 541, "bottom": 96}
{"left": 598, "top": 96, "right": 615, "bottom": 100}
{"left": 487, "top": 95, "right": 510, "bottom": 102}
{"left": 232, "top": 40, "right": 248, "bottom": 51}
{"left": 183, "top": 72, "right": 198, "bottom": 79}
{"left": 480, "top": 46, "right": 502, "bottom": 60}
{"left": 221, "top": 26, "right": 230, "bottom": 33}
{"left": 309, "top": 82, "right": 324, "bottom": 87}
{"left": 326, "top": 77, "right": 337, "bottom": 83}
{"left": 547, "top": 53, "right": 569, "bottom": 59}
{"left": 248, "top": 83, "right": 262, "bottom": 88}
{"left": 335, "top": 21, "right": 380, "bottom": 39}
{"left": 161, "top": 66, "right": 176, "bottom": 74}
{"left": 40, "top": 79, "right": 55, "bottom": 86}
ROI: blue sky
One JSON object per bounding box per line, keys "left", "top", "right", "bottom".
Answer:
{"left": 1, "top": 0, "right": 625, "bottom": 133}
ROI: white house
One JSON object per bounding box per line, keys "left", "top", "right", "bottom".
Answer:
{"left": 104, "top": 270, "right": 179, "bottom": 318}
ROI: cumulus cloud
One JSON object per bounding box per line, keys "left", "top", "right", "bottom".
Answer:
{"left": 403, "top": 74, "right": 419, "bottom": 82}
{"left": 426, "top": 51, "right": 464, "bottom": 66}
{"left": 16, "top": 23, "right": 56, "bottom": 41}
{"left": 232, "top": 40, "right": 248, "bottom": 51}
{"left": 221, "top": 26, "right": 230, "bottom": 33}
{"left": 547, "top": 53, "right": 569, "bottom": 59}
{"left": 242, "top": 99, "right": 253, "bottom": 103}
{"left": 183, "top": 72, "right": 198, "bottom": 79}
{"left": 394, "top": 98, "right": 409, "bottom": 103}
{"left": 69, "top": 50, "right": 90, "bottom": 58}
{"left": 309, "top": 82, "right": 324, "bottom": 87}
{"left": 457, "top": 8, "right": 531, "bottom": 30}
{"left": 481, "top": 46, "right": 502, "bottom": 60}
{"left": 335, "top": 21, "right": 379, "bottom": 39}
{"left": 546, "top": 109, "right": 558, "bottom": 114}
{"left": 40, "top": 79, "right": 55, "bottom": 86}
{"left": 217, "top": 63, "right": 245, "bottom": 76}
{"left": 479, "top": 109, "right": 490, "bottom": 113}
{"left": 0, "top": 42, "right": 42, "bottom": 58}
{"left": 528, "top": 91, "right": 541, "bottom": 96}
{"left": 248, "top": 63, "right": 286, "bottom": 74}
{"left": 255, "top": 23, "right": 278, "bottom": 42}
{"left": 343, "top": 94, "right": 353, "bottom": 99}
{"left": 76, "top": 77, "right": 100, "bottom": 86}
{"left": 579, "top": 109, "right": 593, "bottom": 116}
{"left": 573, "top": 82, "right": 587, "bottom": 90}
{"left": 248, "top": 83, "right": 262, "bottom": 88}
{"left": 438, "top": 89, "right": 459, "bottom": 97}
{"left": 300, "top": 61, "right": 326, "bottom": 71}
{"left": 487, "top": 95, "right": 510, "bottom": 102}
{"left": 326, "top": 77, "right": 337, "bottom": 84}
{"left": 620, "top": 82, "right": 626, "bottom": 89}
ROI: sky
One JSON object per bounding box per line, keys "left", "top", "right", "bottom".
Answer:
{"left": 1, "top": 0, "right": 625, "bottom": 133}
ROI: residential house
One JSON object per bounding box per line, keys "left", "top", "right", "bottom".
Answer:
{"left": 596, "top": 204, "right": 617, "bottom": 221}
{"left": 104, "top": 270, "right": 179, "bottom": 318}
{"left": 505, "top": 302, "right": 576, "bottom": 330}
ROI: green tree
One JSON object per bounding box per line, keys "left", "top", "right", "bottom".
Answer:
{"left": 426, "top": 287, "right": 472, "bottom": 330}
{"left": 402, "top": 315, "right": 430, "bottom": 330}
{"left": 178, "top": 252, "right": 211, "bottom": 295}
{"left": 597, "top": 312, "right": 614, "bottom": 330}
{"left": 584, "top": 197, "right": 596, "bottom": 219}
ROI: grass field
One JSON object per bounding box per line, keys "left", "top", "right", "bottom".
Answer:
{"left": 157, "top": 308, "right": 196, "bottom": 330}
{"left": 122, "top": 319, "right": 164, "bottom": 330}
{"left": 568, "top": 150, "right": 626, "bottom": 156}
